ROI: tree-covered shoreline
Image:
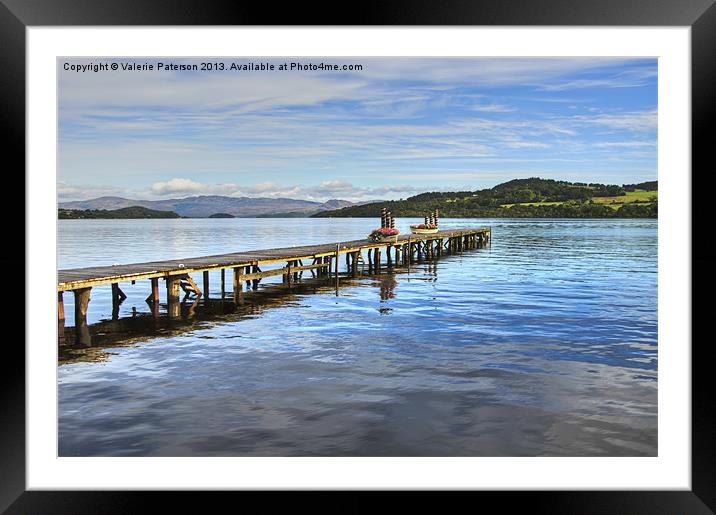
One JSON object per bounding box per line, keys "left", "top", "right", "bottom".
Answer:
{"left": 58, "top": 206, "right": 181, "bottom": 219}
{"left": 313, "top": 178, "right": 657, "bottom": 219}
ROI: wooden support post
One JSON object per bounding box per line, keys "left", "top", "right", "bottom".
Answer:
{"left": 111, "top": 282, "right": 124, "bottom": 320}
{"left": 252, "top": 265, "right": 260, "bottom": 290}
{"left": 375, "top": 247, "right": 381, "bottom": 272}
{"left": 334, "top": 245, "right": 340, "bottom": 292}
{"left": 203, "top": 271, "right": 210, "bottom": 299}
{"left": 387, "top": 244, "right": 393, "bottom": 267}
{"left": 334, "top": 246, "right": 340, "bottom": 277}
{"left": 151, "top": 278, "right": 159, "bottom": 302}
{"left": 292, "top": 261, "right": 299, "bottom": 282}
{"left": 352, "top": 252, "right": 359, "bottom": 277}
{"left": 166, "top": 276, "right": 181, "bottom": 319}
{"left": 114, "top": 283, "right": 127, "bottom": 301}
{"left": 286, "top": 261, "right": 292, "bottom": 284}
{"left": 220, "top": 268, "right": 226, "bottom": 301}
{"left": 73, "top": 287, "right": 92, "bottom": 346}
{"left": 233, "top": 267, "right": 243, "bottom": 304}
{"left": 148, "top": 278, "right": 159, "bottom": 317}
{"left": 58, "top": 291, "right": 65, "bottom": 344}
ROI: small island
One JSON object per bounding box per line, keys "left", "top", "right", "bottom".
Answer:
{"left": 58, "top": 206, "right": 181, "bottom": 219}
{"left": 208, "top": 213, "right": 236, "bottom": 218}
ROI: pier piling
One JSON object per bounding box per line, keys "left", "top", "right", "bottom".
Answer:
{"left": 203, "top": 271, "right": 210, "bottom": 299}
{"left": 73, "top": 287, "right": 92, "bottom": 346}
{"left": 166, "top": 276, "right": 181, "bottom": 319}
{"left": 58, "top": 291, "right": 65, "bottom": 344}
{"left": 234, "top": 266, "right": 244, "bottom": 306}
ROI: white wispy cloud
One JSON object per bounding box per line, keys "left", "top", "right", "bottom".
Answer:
{"left": 594, "top": 141, "right": 656, "bottom": 148}
{"left": 539, "top": 67, "right": 658, "bottom": 91}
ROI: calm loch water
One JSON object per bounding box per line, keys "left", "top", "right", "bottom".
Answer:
{"left": 58, "top": 218, "right": 657, "bottom": 456}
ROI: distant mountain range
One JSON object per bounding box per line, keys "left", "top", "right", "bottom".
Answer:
{"left": 58, "top": 195, "right": 361, "bottom": 218}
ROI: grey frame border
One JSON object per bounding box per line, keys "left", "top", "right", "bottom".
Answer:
{"left": 2, "top": 0, "right": 714, "bottom": 512}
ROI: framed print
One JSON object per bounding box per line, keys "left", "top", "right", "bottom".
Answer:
{"left": 4, "top": 0, "right": 715, "bottom": 511}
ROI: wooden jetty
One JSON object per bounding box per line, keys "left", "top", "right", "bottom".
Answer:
{"left": 57, "top": 227, "right": 490, "bottom": 346}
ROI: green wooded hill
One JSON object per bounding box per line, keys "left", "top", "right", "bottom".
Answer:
{"left": 312, "top": 178, "right": 658, "bottom": 219}
{"left": 58, "top": 206, "right": 181, "bottom": 219}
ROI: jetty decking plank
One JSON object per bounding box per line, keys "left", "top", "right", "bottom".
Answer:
{"left": 58, "top": 227, "right": 489, "bottom": 291}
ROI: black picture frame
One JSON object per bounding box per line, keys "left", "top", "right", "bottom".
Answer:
{"left": 3, "top": 0, "right": 714, "bottom": 512}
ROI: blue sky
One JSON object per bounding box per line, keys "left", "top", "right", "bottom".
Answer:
{"left": 58, "top": 57, "right": 657, "bottom": 202}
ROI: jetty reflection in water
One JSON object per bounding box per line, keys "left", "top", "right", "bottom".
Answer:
{"left": 58, "top": 257, "right": 441, "bottom": 365}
